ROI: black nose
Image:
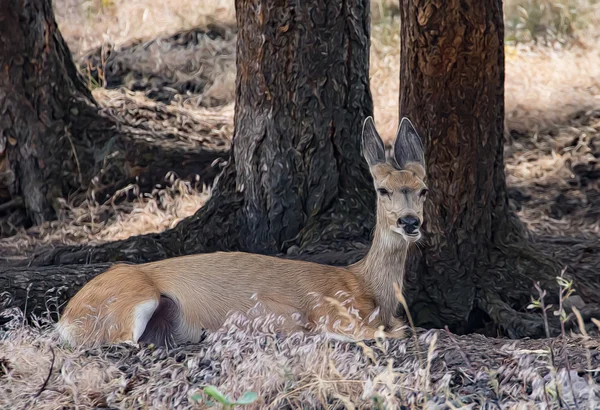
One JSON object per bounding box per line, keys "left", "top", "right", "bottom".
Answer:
{"left": 398, "top": 215, "right": 420, "bottom": 234}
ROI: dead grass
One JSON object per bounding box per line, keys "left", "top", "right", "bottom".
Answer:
{"left": 0, "top": 177, "right": 210, "bottom": 257}
{"left": 1, "top": 308, "right": 599, "bottom": 409}
{"left": 54, "top": 0, "right": 236, "bottom": 56}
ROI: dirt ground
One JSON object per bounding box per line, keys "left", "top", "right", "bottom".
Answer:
{"left": 1, "top": 0, "right": 600, "bottom": 408}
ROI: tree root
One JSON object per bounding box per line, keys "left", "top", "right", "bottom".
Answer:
{"left": 480, "top": 292, "right": 600, "bottom": 339}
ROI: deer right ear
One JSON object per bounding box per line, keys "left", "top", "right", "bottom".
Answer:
{"left": 361, "top": 116, "right": 385, "bottom": 166}
{"left": 393, "top": 117, "right": 425, "bottom": 171}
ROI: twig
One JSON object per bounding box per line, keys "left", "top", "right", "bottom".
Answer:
{"left": 34, "top": 346, "right": 55, "bottom": 398}
{"left": 533, "top": 282, "right": 551, "bottom": 339}
{"left": 394, "top": 283, "right": 423, "bottom": 368}
{"left": 557, "top": 267, "right": 579, "bottom": 410}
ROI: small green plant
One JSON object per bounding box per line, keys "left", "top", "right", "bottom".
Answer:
{"left": 191, "top": 386, "right": 258, "bottom": 409}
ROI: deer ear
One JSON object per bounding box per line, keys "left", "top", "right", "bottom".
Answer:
{"left": 361, "top": 116, "right": 385, "bottom": 167}
{"left": 393, "top": 117, "right": 425, "bottom": 170}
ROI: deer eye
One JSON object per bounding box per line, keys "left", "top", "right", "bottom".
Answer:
{"left": 377, "top": 188, "right": 390, "bottom": 197}
{"left": 420, "top": 188, "right": 429, "bottom": 197}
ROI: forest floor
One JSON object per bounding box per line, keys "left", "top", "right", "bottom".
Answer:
{"left": 1, "top": 0, "right": 600, "bottom": 408}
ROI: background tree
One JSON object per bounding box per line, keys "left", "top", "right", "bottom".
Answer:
{"left": 0, "top": 0, "right": 226, "bottom": 231}
{"left": 0, "top": 0, "right": 110, "bottom": 225}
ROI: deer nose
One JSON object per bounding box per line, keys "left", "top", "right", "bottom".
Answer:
{"left": 398, "top": 215, "right": 420, "bottom": 234}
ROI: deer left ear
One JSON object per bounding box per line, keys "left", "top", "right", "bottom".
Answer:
{"left": 361, "top": 116, "right": 386, "bottom": 167}
{"left": 393, "top": 117, "right": 425, "bottom": 172}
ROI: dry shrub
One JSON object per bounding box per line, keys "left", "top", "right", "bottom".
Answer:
{"left": 504, "top": 0, "right": 600, "bottom": 45}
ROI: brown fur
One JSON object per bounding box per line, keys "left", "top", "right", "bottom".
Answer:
{"left": 57, "top": 117, "right": 427, "bottom": 347}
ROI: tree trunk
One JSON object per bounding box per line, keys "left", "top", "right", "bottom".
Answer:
{"left": 0, "top": 0, "right": 231, "bottom": 232}
{"left": 22, "top": 0, "right": 377, "bottom": 264}
{"left": 231, "top": 0, "right": 375, "bottom": 254}
{"left": 0, "top": 0, "right": 109, "bottom": 224}
{"left": 398, "top": 0, "right": 596, "bottom": 338}
{"left": 0, "top": 264, "right": 111, "bottom": 326}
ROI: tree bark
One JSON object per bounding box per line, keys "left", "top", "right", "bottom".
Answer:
{"left": 0, "top": 0, "right": 231, "bottom": 232}
{"left": 398, "top": 0, "right": 598, "bottom": 338}
{"left": 0, "top": 0, "right": 108, "bottom": 224}
{"left": 21, "top": 0, "right": 377, "bottom": 264}
{"left": 0, "top": 264, "right": 111, "bottom": 326}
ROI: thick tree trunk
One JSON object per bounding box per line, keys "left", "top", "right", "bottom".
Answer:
{"left": 0, "top": 0, "right": 231, "bottom": 232}
{"left": 21, "top": 0, "right": 376, "bottom": 264}
{"left": 398, "top": 0, "right": 597, "bottom": 337}
{"left": 0, "top": 0, "right": 110, "bottom": 224}
{"left": 231, "top": 0, "right": 375, "bottom": 254}
{"left": 0, "top": 264, "right": 111, "bottom": 326}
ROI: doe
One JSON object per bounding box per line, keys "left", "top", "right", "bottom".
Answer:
{"left": 57, "top": 116, "right": 428, "bottom": 347}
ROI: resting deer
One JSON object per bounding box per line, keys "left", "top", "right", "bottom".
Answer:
{"left": 57, "top": 117, "right": 428, "bottom": 347}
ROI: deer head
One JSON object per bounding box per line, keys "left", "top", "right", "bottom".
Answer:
{"left": 362, "top": 116, "right": 428, "bottom": 243}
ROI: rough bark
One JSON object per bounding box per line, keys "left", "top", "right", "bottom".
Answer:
{"left": 0, "top": 0, "right": 110, "bottom": 225}
{"left": 0, "top": 0, "right": 230, "bottom": 235}
{"left": 0, "top": 264, "right": 110, "bottom": 327}
{"left": 398, "top": 0, "right": 599, "bottom": 338}
{"left": 20, "top": 0, "right": 377, "bottom": 264}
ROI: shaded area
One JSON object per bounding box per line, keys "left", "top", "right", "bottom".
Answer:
{"left": 0, "top": 10, "right": 232, "bottom": 237}
{"left": 80, "top": 23, "right": 236, "bottom": 107}
{"left": 3, "top": 233, "right": 599, "bottom": 337}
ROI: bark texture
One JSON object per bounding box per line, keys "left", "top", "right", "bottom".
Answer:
{"left": 0, "top": 0, "right": 108, "bottom": 224}
{"left": 398, "top": 0, "right": 597, "bottom": 338}
{"left": 0, "top": 264, "right": 111, "bottom": 326}
{"left": 0, "top": 0, "right": 230, "bottom": 232}
{"left": 22, "top": 0, "right": 377, "bottom": 264}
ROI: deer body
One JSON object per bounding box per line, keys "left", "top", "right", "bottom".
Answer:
{"left": 57, "top": 117, "right": 428, "bottom": 347}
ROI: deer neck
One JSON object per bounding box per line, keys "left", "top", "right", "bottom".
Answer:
{"left": 349, "top": 216, "right": 410, "bottom": 326}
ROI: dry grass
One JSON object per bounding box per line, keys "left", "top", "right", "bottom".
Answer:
{"left": 0, "top": 178, "right": 211, "bottom": 257}
{"left": 55, "top": 0, "right": 236, "bottom": 56}
{"left": 1, "top": 306, "right": 599, "bottom": 409}
{"left": 1, "top": 0, "right": 600, "bottom": 408}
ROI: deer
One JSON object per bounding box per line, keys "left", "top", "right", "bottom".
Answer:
{"left": 56, "top": 116, "right": 428, "bottom": 348}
